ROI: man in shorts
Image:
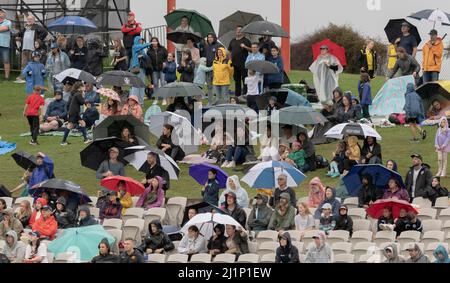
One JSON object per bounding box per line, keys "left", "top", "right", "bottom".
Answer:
{"left": 0, "top": 9, "right": 12, "bottom": 80}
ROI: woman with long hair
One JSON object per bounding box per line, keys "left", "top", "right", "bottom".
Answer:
{"left": 15, "top": 200, "right": 32, "bottom": 228}
{"left": 112, "top": 38, "right": 128, "bottom": 71}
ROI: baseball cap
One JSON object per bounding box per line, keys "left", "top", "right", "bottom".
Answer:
{"left": 41, "top": 205, "right": 52, "bottom": 211}
{"left": 429, "top": 29, "right": 438, "bottom": 35}
{"left": 401, "top": 22, "right": 410, "bottom": 27}
{"left": 320, "top": 45, "right": 329, "bottom": 50}
{"left": 312, "top": 231, "right": 325, "bottom": 239}
{"left": 29, "top": 231, "right": 41, "bottom": 238}
{"left": 410, "top": 153, "right": 423, "bottom": 161}
{"left": 322, "top": 203, "right": 332, "bottom": 210}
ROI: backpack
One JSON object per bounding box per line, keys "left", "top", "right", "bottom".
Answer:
{"left": 315, "top": 155, "right": 329, "bottom": 169}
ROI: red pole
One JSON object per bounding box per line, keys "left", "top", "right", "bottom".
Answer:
{"left": 281, "top": 0, "right": 291, "bottom": 72}
{"left": 167, "top": 0, "right": 176, "bottom": 54}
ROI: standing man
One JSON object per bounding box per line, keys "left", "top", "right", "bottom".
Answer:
{"left": 14, "top": 15, "right": 48, "bottom": 83}
{"left": 228, "top": 26, "right": 251, "bottom": 97}
{"left": 174, "top": 16, "right": 193, "bottom": 64}
{"left": 121, "top": 11, "right": 142, "bottom": 68}
{"left": 422, "top": 29, "right": 443, "bottom": 83}
{"left": 203, "top": 33, "right": 223, "bottom": 98}
{"left": 395, "top": 22, "right": 418, "bottom": 58}
{"left": 405, "top": 154, "right": 433, "bottom": 201}
{"left": 0, "top": 9, "right": 11, "bottom": 81}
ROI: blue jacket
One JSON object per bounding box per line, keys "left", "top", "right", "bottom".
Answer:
{"left": 22, "top": 61, "right": 46, "bottom": 95}
{"left": 403, "top": 83, "right": 424, "bottom": 121}
{"left": 266, "top": 56, "right": 284, "bottom": 84}
{"left": 84, "top": 90, "right": 100, "bottom": 104}
{"left": 130, "top": 36, "right": 150, "bottom": 69}
{"left": 45, "top": 98, "right": 67, "bottom": 120}
{"left": 162, "top": 61, "right": 177, "bottom": 83}
{"left": 194, "top": 63, "right": 213, "bottom": 85}
{"left": 82, "top": 107, "right": 100, "bottom": 128}
{"left": 28, "top": 156, "right": 54, "bottom": 188}
{"left": 201, "top": 179, "right": 220, "bottom": 205}
{"left": 433, "top": 244, "right": 450, "bottom": 263}
{"left": 358, "top": 81, "right": 372, "bottom": 106}
{"left": 314, "top": 188, "right": 341, "bottom": 219}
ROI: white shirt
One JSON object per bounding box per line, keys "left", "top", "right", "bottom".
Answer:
{"left": 25, "top": 243, "right": 48, "bottom": 263}
{"left": 245, "top": 75, "right": 261, "bottom": 96}
{"left": 280, "top": 135, "right": 296, "bottom": 146}
{"left": 178, "top": 235, "right": 207, "bottom": 255}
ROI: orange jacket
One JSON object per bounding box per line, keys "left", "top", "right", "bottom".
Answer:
{"left": 422, "top": 38, "right": 444, "bottom": 72}
{"left": 32, "top": 215, "right": 58, "bottom": 240}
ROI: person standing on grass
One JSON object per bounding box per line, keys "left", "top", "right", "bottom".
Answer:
{"left": 266, "top": 46, "right": 285, "bottom": 90}
{"left": 121, "top": 11, "right": 142, "bottom": 67}
{"left": 358, "top": 40, "right": 377, "bottom": 79}
{"left": 212, "top": 47, "right": 233, "bottom": 105}
{"left": 358, "top": 72, "right": 372, "bottom": 121}
{"left": 69, "top": 36, "right": 88, "bottom": 70}
{"left": 435, "top": 117, "right": 450, "bottom": 177}
{"left": 60, "top": 81, "right": 92, "bottom": 146}
{"left": 403, "top": 83, "right": 426, "bottom": 143}
{"left": 23, "top": 86, "right": 45, "bottom": 145}
{"left": 228, "top": 25, "right": 252, "bottom": 97}
{"left": 45, "top": 42, "right": 70, "bottom": 92}
{"left": 0, "top": 9, "right": 12, "bottom": 81}
{"left": 22, "top": 51, "right": 46, "bottom": 95}
{"left": 203, "top": 33, "right": 223, "bottom": 98}
{"left": 147, "top": 37, "right": 168, "bottom": 97}
{"left": 395, "top": 22, "right": 418, "bottom": 58}
{"left": 422, "top": 29, "right": 444, "bottom": 83}
{"left": 111, "top": 38, "right": 128, "bottom": 71}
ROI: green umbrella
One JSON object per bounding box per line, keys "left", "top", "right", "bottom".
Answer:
{"left": 48, "top": 225, "right": 115, "bottom": 262}
{"left": 164, "top": 9, "right": 215, "bottom": 37}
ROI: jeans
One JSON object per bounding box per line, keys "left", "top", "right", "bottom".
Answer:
{"left": 246, "top": 95, "right": 259, "bottom": 113}
{"left": 130, "top": 68, "right": 146, "bottom": 106}
{"left": 423, "top": 71, "right": 439, "bottom": 83}
{"left": 233, "top": 66, "right": 247, "bottom": 97}
{"left": 205, "top": 71, "right": 214, "bottom": 98}
{"left": 212, "top": 85, "right": 229, "bottom": 105}
{"left": 0, "top": 46, "right": 10, "bottom": 63}
{"left": 225, "top": 145, "right": 248, "bottom": 164}
{"left": 152, "top": 71, "right": 165, "bottom": 98}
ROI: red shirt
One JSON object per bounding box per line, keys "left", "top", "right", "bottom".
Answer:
{"left": 25, "top": 92, "right": 45, "bottom": 116}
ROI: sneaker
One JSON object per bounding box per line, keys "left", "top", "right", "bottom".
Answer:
{"left": 226, "top": 161, "right": 236, "bottom": 168}
{"left": 221, "top": 161, "right": 229, "bottom": 168}
{"left": 326, "top": 171, "right": 334, "bottom": 177}
{"left": 421, "top": 129, "right": 427, "bottom": 140}
{"left": 83, "top": 139, "right": 93, "bottom": 144}
{"left": 14, "top": 78, "right": 25, "bottom": 84}
{"left": 60, "top": 141, "right": 69, "bottom": 146}
{"left": 409, "top": 138, "right": 420, "bottom": 143}
{"left": 29, "top": 140, "right": 37, "bottom": 146}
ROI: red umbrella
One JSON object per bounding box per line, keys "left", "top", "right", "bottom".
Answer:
{"left": 312, "top": 39, "right": 347, "bottom": 66}
{"left": 366, "top": 198, "right": 419, "bottom": 219}
{"left": 100, "top": 176, "right": 145, "bottom": 196}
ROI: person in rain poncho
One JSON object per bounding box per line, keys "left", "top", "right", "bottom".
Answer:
{"left": 308, "top": 177, "right": 326, "bottom": 208}
{"left": 3, "top": 230, "right": 26, "bottom": 263}
{"left": 433, "top": 244, "right": 450, "bottom": 263}
{"left": 405, "top": 243, "right": 430, "bottom": 263}
{"left": 309, "top": 45, "right": 343, "bottom": 104}
{"left": 219, "top": 175, "right": 249, "bottom": 208}
{"left": 305, "top": 231, "right": 333, "bottom": 263}
{"left": 382, "top": 244, "right": 405, "bottom": 263}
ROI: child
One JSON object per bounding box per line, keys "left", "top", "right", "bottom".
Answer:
{"left": 245, "top": 69, "right": 262, "bottom": 112}
{"left": 229, "top": 96, "right": 237, "bottom": 104}
{"left": 377, "top": 207, "right": 395, "bottom": 231}
{"left": 343, "top": 136, "right": 361, "bottom": 172}
{"left": 265, "top": 96, "right": 279, "bottom": 116}
{"left": 161, "top": 53, "right": 177, "bottom": 106}
{"left": 327, "top": 141, "right": 346, "bottom": 178}
{"left": 279, "top": 143, "right": 291, "bottom": 162}
{"left": 435, "top": 117, "right": 450, "bottom": 177}
{"left": 319, "top": 203, "right": 335, "bottom": 235}
{"left": 287, "top": 141, "right": 306, "bottom": 171}
{"left": 82, "top": 100, "right": 100, "bottom": 129}
{"left": 358, "top": 72, "right": 372, "bottom": 121}
{"left": 121, "top": 95, "right": 143, "bottom": 122}
{"left": 351, "top": 96, "right": 363, "bottom": 120}
{"left": 24, "top": 86, "right": 45, "bottom": 145}
{"left": 193, "top": 57, "right": 213, "bottom": 89}
{"left": 22, "top": 52, "right": 46, "bottom": 95}
{"left": 404, "top": 83, "right": 426, "bottom": 143}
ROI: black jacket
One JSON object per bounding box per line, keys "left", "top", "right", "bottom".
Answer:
{"left": 145, "top": 163, "right": 170, "bottom": 191}
{"left": 138, "top": 220, "right": 174, "bottom": 253}
{"left": 207, "top": 224, "right": 227, "bottom": 253}
{"left": 76, "top": 206, "right": 98, "bottom": 227}
{"left": 427, "top": 185, "right": 449, "bottom": 206}
{"left": 147, "top": 46, "right": 168, "bottom": 71}
{"left": 361, "top": 142, "right": 382, "bottom": 164}
{"left": 118, "top": 248, "right": 145, "bottom": 263}
{"left": 204, "top": 36, "right": 223, "bottom": 67}
{"left": 358, "top": 49, "right": 377, "bottom": 72}
{"left": 16, "top": 24, "right": 48, "bottom": 48}
{"left": 270, "top": 187, "right": 297, "bottom": 208}
{"left": 377, "top": 216, "right": 394, "bottom": 231}
{"left": 84, "top": 47, "right": 108, "bottom": 76}
{"left": 275, "top": 233, "right": 299, "bottom": 263}
{"left": 70, "top": 46, "right": 88, "bottom": 70}
{"left": 223, "top": 205, "right": 247, "bottom": 228}
{"left": 334, "top": 214, "right": 353, "bottom": 236}
{"left": 405, "top": 165, "right": 433, "bottom": 199}
{"left": 202, "top": 179, "right": 220, "bottom": 205}
{"left": 358, "top": 175, "right": 383, "bottom": 207}
{"left": 91, "top": 238, "right": 119, "bottom": 263}
{"left": 247, "top": 195, "right": 273, "bottom": 231}
{"left": 54, "top": 198, "right": 76, "bottom": 229}
{"left": 177, "top": 60, "right": 195, "bottom": 83}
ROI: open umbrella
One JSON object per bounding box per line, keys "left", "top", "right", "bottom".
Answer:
{"left": 148, "top": 112, "right": 202, "bottom": 155}
{"left": 0, "top": 184, "right": 11, "bottom": 197}
{"left": 242, "top": 161, "right": 306, "bottom": 189}
{"left": 271, "top": 106, "right": 327, "bottom": 125}
{"left": 164, "top": 9, "right": 214, "bottom": 37}
{"left": 180, "top": 212, "right": 245, "bottom": 239}
{"left": 325, "top": 123, "right": 382, "bottom": 140}
{"left": 96, "top": 71, "right": 146, "bottom": 88}
{"left": 54, "top": 68, "right": 96, "bottom": 84}
{"left": 80, "top": 137, "right": 130, "bottom": 171}
{"left": 124, "top": 146, "right": 180, "bottom": 179}
{"left": 189, "top": 163, "right": 228, "bottom": 188}
{"left": 241, "top": 20, "right": 289, "bottom": 38}
{"left": 408, "top": 9, "right": 450, "bottom": 27}
{"left": 100, "top": 176, "right": 145, "bottom": 196}
{"left": 366, "top": 199, "right": 419, "bottom": 219}
{"left": 182, "top": 202, "right": 227, "bottom": 225}
{"left": 167, "top": 30, "right": 203, "bottom": 44}
{"left": 11, "top": 151, "right": 37, "bottom": 170}
{"left": 93, "top": 115, "right": 150, "bottom": 142}
{"left": 96, "top": 88, "right": 121, "bottom": 102}
{"left": 342, "top": 164, "right": 405, "bottom": 197}
{"left": 416, "top": 81, "right": 450, "bottom": 112}
{"left": 29, "top": 179, "right": 91, "bottom": 203}
{"left": 48, "top": 225, "right": 115, "bottom": 262}
{"left": 384, "top": 19, "right": 421, "bottom": 45}
{"left": 219, "top": 10, "right": 264, "bottom": 37}
{"left": 245, "top": 60, "right": 279, "bottom": 74}
{"left": 153, "top": 82, "right": 205, "bottom": 99}
{"left": 47, "top": 16, "right": 97, "bottom": 34}
{"left": 312, "top": 39, "right": 347, "bottom": 67}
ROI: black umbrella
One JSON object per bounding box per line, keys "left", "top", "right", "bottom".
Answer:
{"left": 167, "top": 30, "right": 203, "bottom": 44}
{"left": 416, "top": 81, "right": 450, "bottom": 112}
{"left": 12, "top": 151, "right": 37, "bottom": 170}
{"left": 96, "top": 71, "right": 146, "bottom": 88}
{"left": 29, "top": 179, "right": 91, "bottom": 203}
{"left": 255, "top": 89, "right": 289, "bottom": 110}
{"left": 93, "top": 115, "right": 150, "bottom": 143}
{"left": 245, "top": 60, "right": 279, "bottom": 74}
{"left": 218, "top": 10, "right": 264, "bottom": 37}
{"left": 384, "top": 19, "right": 422, "bottom": 45}
{"left": 182, "top": 202, "right": 227, "bottom": 225}
{"left": 0, "top": 184, "right": 11, "bottom": 197}
{"left": 241, "top": 20, "right": 289, "bottom": 38}
{"left": 153, "top": 82, "right": 205, "bottom": 98}
{"left": 80, "top": 137, "right": 130, "bottom": 171}
{"left": 54, "top": 68, "right": 96, "bottom": 84}
{"left": 273, "top": 106, "right": 328, "bottom": 125}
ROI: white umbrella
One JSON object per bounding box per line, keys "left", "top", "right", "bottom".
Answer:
{"left": 148, "top": 112, "right": 202, "bottom": 155}
{"left": 54, "top": 68, "right": 96, "bottom": 84}
{"left": 241, "top": 161, "right": 306, "bottom": 188}
{"left": 180, "top": 212, "right": 245, "bottom": 239}
{"left": 124, "top": 146, "right": 180, "bottom": 179}
{"left": 324, "top": 123, "right": 382, "bottom": 140}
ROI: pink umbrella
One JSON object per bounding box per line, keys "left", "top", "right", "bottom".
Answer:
{"left": 100, "top": 176, "right": 145, "bottom": 196}
{"left": 97, "top": 88, "right": 121, "bottom": 102}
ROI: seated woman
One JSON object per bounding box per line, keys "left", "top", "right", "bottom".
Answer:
{"left": 101, "top": 97, "right": 121, "bottom": 117}
{"left": 343, "top": 136, "right": 361, "bottom": 172}
{"left": 224, "top": 224, "right": 249, "bottom": 258}
{"left": 221, "top": 192, "right": 247, "bottom": 228}
{"left": 268, "top": 193, "right": 296, "bottom": 231}
{"left": 294, "top": 202, "right": 315, "bottom": 238}
{"left": 386, "top": 159, "right": 398, "bottom": 172}
{"left": 207, "top": 224, "right": 227, "bottom": 256}
{"left": 15, "top": 200, "right": 32, "bottom": 229}
{"left": 29, "top": 198, "right": 47, "bottom": 227}
{"left": 314, "top": 187, "right": 341, "bottom": 219}
{"left": 120, "top": 127, "right": 138, "bottom": 146}
{"left": 361, "top": 136, "right": 382, "bottom": 164}
{"left": 423, "top": 99, "right": 445, "bottom": 125}
{"left": 279, "top": 143, "right": 291, "bottom": 162}
{"left": 327, "top": 141, "right": 346, "bottom": 178}
{"left": 275, "top": 232, "right": 300, "bottom": 263}
{"left": 308, "top": 177, "right": 325, "bottom": 208}
{"left": 336, "top": 92, "right": 357, "bottom": 123}
{"left": 297, "top": 132, "right": 317, "bottom": 172}
{"left": 116, "top": 180, "right": 132, "bottom": 215}
{"left": 121, "top": 95, "right": 143, "bottom": 121}
{"left": 358, "top": 174, "right": 382, "bottom": 208}
{"left": 23, "top": 231, "right": 48, "bottom": 263}
{"left": 377, "top": 207, "right": 395, "bottom": 231}
{"left": 156, "top": 124, "right": 185, "bottom": 162}
{"left": 426, "top": 176, "right": 449, "bottom": 206}
{"left": 53, "top": 197, "right": 76, "bottom": 229}
{"left": 219, "top": 176, "right": 249, "bottom": 208}
{"left": 140, "top": 220, "right": 174, "bottom": 255}
{"left": 0, "top": 209, "right": 23, "bottom": 240}
{"left": 222, "top": 127, "right": 249, "bottom": 168}
{"left": 136, "top": 176, "right": 165, "bottom": 210}
{"left": 99, "top": 191, "right": 122, "bottom": 223}
{"left": 382, "top": 178, "right": 410, "bottom": 202}
{"left": 178, "top": 225, "right": 207, "bottom": 255}
{"left": 334, "top": 205, "right": 353, "bottom": 236}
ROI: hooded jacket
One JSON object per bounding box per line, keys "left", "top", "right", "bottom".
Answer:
{"left": 382, "top": 244, "right": 405, "bottom": 263}
{"left": 336, "top": 93, "right": 357, "bottom": 123}
{"left": 308, "top": 177, "right": 326, "bottom": 208}
{"left": 28, "top": 156, "right": 54, "bottom": 188}
{"left": 53, "top": 197, "right": 76, "bottom": 229}
{"left": 139, "top": 220, "right": 174, "bottom": 253}
{"left": 433, "top": 244, "right": 450, "bottom": 263}
{"left": 248, "top": 194, "right": 273, "bottom": 231}
{"left": 212, "top": 47, "right": 234, "bottom": 86}
{"left": 275, "top": 232, "right": 300, "bottom": 263}
{"left": 120, "top": 95, "right": 143, "bottom": 121}
{"left": 136, "top": 176, "right": 165, "bottom": 210}
{"left": 435, "top": 117, "right": 450, "bottom": 152}
{"left": 314, "top": 188, "right": 341, "bottom": 219}
{"left": 130, "top": 36, "right": 150, "bottom": 70}
{"left": 403, "top": 83, "right": 425, "bottom": 121}
{"left": 0, "top": 209, "right": 24, "bottom": 240}
{"left": 32, "top": 213, "right": 58, "bottom": 240}
{"left": 44, "top": 97, "right": 67, "bottom": 120}
{"left": 305, "top": 231, "right": 333, "bottom": 263}
{"left": 222, "top": 192, "right": 247, "bottom": 228}
{"left": 207, "top": 223, "right": 227, "bottom": 253}
{"left": 117, "top": 190, "right": 133, "bottom": 215}
{"left": 3, "top": 230, "right": 26, "bottom": 263}
{"left": 76, "top": 205, "right": 98, "bottom": 227}
{"left": 405, "top": 163, "right": 433, "bottom": 199}
{"left": 204, "top": 33, "right": 223, "bottom": 67}
{"left": 22, "top": 61, "right": 46, "bottom": 95}
{"left": 406, "top": 244, "right": 430, "bottom": 263}
{"left": 219, "top": 176, "right": 249, "bottom": 208}
{"left": 333, "top": 206, "right": 353, "bottom": 236}
{"left": 358, "top": 174, "right": 382, "bottom": 207}
{"left": 91, "top": 238, "right": 119, "bottom": 263}
{"left": 422, "top": 37, "right": 444, "bottom": 72}
{"left": 268, "top": 193, "right": 296, "bottom": 231}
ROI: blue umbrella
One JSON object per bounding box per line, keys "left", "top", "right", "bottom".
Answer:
{"left": 343, "top": 164, "right": 405, "bottom": 197}
{"left": 242, "top": 161, "right": 307, "bottom": 188}
{"left": 285, "top": 89, "right": 312, "bottom": 107}
{"left": 47, "top": 16, "right": 97, "bottom": 34}
{"left": 189, "top": 163, "right": 228, "bottom": 188}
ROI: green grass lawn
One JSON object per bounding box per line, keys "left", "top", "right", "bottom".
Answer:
{"left": 0, "top": 71, "right": 442, "bottom": 201}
